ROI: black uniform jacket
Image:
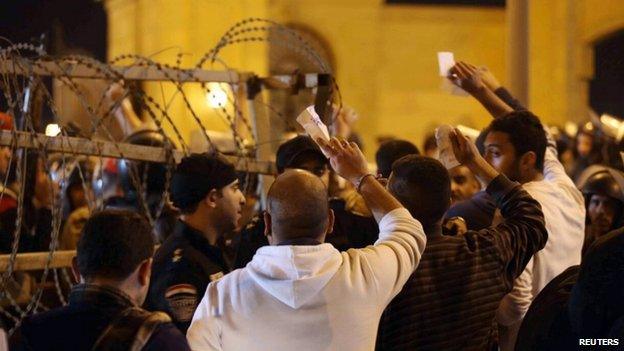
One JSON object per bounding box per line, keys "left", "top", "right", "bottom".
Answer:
{"left": 145, "top": 220, "right": 229, "bottom": 333}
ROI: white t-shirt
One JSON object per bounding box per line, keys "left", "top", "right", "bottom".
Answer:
{"left": 496, "top": 133, "right": 586, "bottom": 350}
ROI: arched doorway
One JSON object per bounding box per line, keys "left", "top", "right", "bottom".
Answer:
{"left": 267, "top": 23, "right": 335, "bottom": 138}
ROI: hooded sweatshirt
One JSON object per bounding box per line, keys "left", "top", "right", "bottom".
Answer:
{"left": 186, "top": 208, "right": 425, "bottom": 351}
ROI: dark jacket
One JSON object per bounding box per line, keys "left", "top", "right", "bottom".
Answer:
{"left": 377, "top": 175, "right": 548, "bottom": 351}
{"left": 517, "top": 227, "right": 624, "bottom": 350}
{"left": 515, "top": 265, "right": 580, "bottom": 351}
{"left": 10, "top": 284, "right": 189, "bottom": 351}
{"left": 145, "top": 220, "right": 229, "bottom": 333}
{"left": 444, "top": 190, "right": 496, "bottom": 231}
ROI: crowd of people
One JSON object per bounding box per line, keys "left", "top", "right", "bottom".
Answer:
{"left": 5, "top": 61, "right": 624, "bottom": 350}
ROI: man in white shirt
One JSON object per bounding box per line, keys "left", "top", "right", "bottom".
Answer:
{"left": 450, "top": 61, "right": 586, "bottom": 350}
{"left": 187, "top": 137, "right": 426, "bottom": 351}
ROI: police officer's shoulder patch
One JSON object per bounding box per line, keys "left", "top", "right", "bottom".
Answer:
{"left": 171, "top": 248, "right": 183, "bottom": 263}
{"left": 209, "top": 271, "right": 224, "bottom": 282}
{"left": 165, "top": 284, "right": 198, "bottom": 323}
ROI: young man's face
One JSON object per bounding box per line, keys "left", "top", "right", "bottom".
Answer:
{"left": 484, "top": 131, "right": 522, "bottom": 182}
{"left": 449, "top": 165, "right": 480, "bottom": 204}
{"left": 588, "top": 194, "right": 620, "bottom": 235}
{"left": 292, "top": 158, "right": 330, "bottom": 187}
{"left": 215, "top": 179, "right": 246, "bottom": 232}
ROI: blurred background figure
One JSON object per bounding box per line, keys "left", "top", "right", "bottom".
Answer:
{"left": 449, "top": 165, "right": 481, "bottom": 205}
{"left": 577, "top": 165, "right": 624, "bottom": 254}
{"left": 571, "top": 122, "right": 604, "bottom": 180}
{"left": 422, "top": 132, "right": 438, "bottom": 159}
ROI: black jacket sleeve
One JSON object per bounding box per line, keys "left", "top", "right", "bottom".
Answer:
{"left": 143, "top": 323, "right": 192, "bottom": 351}
{"left": 465, "top": 175, "right": 548, "bottom": 288}
{"left": 494, "top": 87, "right": 527, "bottom": 112}
{"left": 233, "top": 217, "right": 268, "bottom": 269}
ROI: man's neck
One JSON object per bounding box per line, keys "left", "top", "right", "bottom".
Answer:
{"left": 275, "top": 236, "right": 323, "bottom": 246}
{"left": 519, "top": 171, "right": 544, "bottom": 184}
{"left": 181, "top": 213, "right": 219, "bottom": 246}
{"left": 84, "top": 278, "right": 139, "bottom": 305}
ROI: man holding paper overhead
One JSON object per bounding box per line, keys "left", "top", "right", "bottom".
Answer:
{"left": 187, "top": 137, "right": 426, "bottom": 351}
{"left": 377, "top": 129, "right": 548, "bottom": 350}
{"left": 449, "top": 61, "right": 585, "bottom": 351}
{"left": 233, "top": 134, "right": 379, "bottom": 268}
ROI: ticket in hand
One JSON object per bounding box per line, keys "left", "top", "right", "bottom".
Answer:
{"left": 437, "top": 52, "right": 468, "bottom": 96}
{"left": 438, "top": 52, "right": 455, "bottom": 77}
{"left": 435, "top": 124, "right": 461, "bottom": 170}
{"left": 296, "top": 105, "right": 331, "bottom": 157}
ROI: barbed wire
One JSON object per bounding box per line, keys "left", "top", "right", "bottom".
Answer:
{"left": 0, "top": 17, "right": 337, "bottom": 333}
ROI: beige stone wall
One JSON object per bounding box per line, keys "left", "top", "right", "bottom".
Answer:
{"left": 105, "top": 0, "right": 269, "bottom": 146}
{"left": 269, "top": 0, "right": 506, "bottom": 156}
{"left": 105, "top": 0, "right": 507, "bottom": 157}
{"left": 525, "top": 0, "right": 624, "bottom": 128}
{"left": 105, "top": 0, "right": 624, "bottom": 158}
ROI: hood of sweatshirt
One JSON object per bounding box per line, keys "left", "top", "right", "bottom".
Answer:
{"left": 246, "top": 243, "right": 343, "bottom": 309}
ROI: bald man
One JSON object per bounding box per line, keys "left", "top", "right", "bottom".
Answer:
{"left": 187, "top": 138, "right": 426, "bottom": 351}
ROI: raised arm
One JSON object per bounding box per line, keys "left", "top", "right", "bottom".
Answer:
{"left": 317, "top": 138, "right": 403, "bottom": 222}
{"left": 319, "top": 137, "right": 426, "bottom": 303}
{"left": 455, "top": 128, "right": 547, "bottom": 329}
{"left": 452, "top": 128, "right": 547, "bottom": 283}
{"left": 449, "top": 61, "right": 514, "bottom": 119}
{"left": 472, "top": 64, "right": 527, "bottom": 111}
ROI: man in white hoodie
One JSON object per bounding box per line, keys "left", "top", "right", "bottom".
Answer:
{"left": 187, "top": 137, "right": 426, "bottom": 351}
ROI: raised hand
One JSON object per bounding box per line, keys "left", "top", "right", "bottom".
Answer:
{"left": 449, "top": 61, "right": 513, "bottom": 119}
{"left": 476, "top": 65, "right": 501, "bottom": 91}
{"left": 449, "top": 127, "right": 478, "bottom": 165}
{"left": 449, "top": 61, "right": 487, "bottom": 95}
{"left": 317, "top": 137, "right": 369, "bottom": 185}
{"left": 104, "top": 81, "right": 127, "bottom": 105}
{"left": 450, "top": 128, "right": 499, "bottom": 184}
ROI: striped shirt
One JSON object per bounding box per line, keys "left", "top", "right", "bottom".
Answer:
{"left": 377, "top": 175, "right": 548, "bottom": 351}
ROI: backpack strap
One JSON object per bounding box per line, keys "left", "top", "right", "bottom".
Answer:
{"left": 92, "top": 307, "right": 171, "bottom": 351}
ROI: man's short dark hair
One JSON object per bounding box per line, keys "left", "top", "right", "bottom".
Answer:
{"left": 488, "top": 111, "right": 547, "bottom": 170}
{"left": 389, "top": 155, "right": 451, "bottom": 232}
{"left": 77, "top": 209, "right": 154, "bottom": 280}
{"left": 170, "top": 153, "right": 237, "bottom": 214}
{"left": 276, "top": 135, "right": 327, "bottom": 174}
{"left": 375, "top": 139, "right": 420, "bottom": 178}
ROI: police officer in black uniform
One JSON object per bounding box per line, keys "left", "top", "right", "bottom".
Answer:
{"left": 145, "top": 153, "right": 245, "bottom": 333}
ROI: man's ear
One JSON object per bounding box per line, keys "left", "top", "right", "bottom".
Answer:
{"left": 326, "top": 209, "right": 335, "bottom": 235}
{"left": 520, "top": 151, "right": 537, "bottom": 171}
{"left": 263, "top": 211, "right": 272, "bottom": 239}
{"left": 137, "top": 258, "right": 152, "bottom": 287}
{"left": 204, "top": 189, "right": 219, "bottom": 209}
{"left": 71, "top": 256, "right": 82, "bottom": 283}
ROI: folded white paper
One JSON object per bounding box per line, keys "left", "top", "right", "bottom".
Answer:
{"left": 296, "top": 105, "right": 331, "bottom": 157}
{"left": 435, "top": 124, "right": 461, "bottom": 169}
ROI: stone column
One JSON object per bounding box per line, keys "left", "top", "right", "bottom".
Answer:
{"left": 505, "top": 0, "right": 529, "bottom": 105}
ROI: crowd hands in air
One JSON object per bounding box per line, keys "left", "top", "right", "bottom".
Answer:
{"left": 6, "top": 60, "right": 624, "bottom": 351}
